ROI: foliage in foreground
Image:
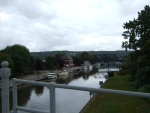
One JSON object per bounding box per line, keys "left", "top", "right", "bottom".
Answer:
{"left": 121, "top": 5, "right": 150, "bottom": 88}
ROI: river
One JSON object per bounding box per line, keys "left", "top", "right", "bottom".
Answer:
{"left": 0, "top": 68, "right": 119, "bottom": 113}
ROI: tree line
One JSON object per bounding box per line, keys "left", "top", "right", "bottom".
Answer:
{"left": 0, "top": 44, "right": 101, "bottom": 78}
{"left": 31, "top": 50, "right": 131, "bottom": 59}
{"left": 121, "top": 5, "right": 150, "bottom": 91}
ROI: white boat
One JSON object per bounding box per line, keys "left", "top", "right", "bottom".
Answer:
{"left": 57, "top": 70, "right": 69, "bottom": 80}
{"left": 88, "top": 65, "right": 93, "bottom": 71}
{"left": 58, "top": 70, "right": 69, "bottom": 79}
{"left": 58, "top": 70, "right": 69, "bottom": 76}
{"left": 84, "top": 66, "right": 88, "bottom": 70}
{"left": 47, "top": 73, "right": 57, "bottom": 79}
{"left": 84, "top": 65, "right": 93, "bottom": 71}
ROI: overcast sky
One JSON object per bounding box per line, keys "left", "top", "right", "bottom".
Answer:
{"left": 0, "top": 0, "right": 149, "bottom": 52}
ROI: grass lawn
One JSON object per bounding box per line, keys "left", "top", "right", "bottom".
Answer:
{"left": 82, "top": 74, "right": 150, "bottom": 113}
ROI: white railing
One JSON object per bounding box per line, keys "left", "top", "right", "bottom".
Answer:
{"left": 0, "top": 61, "right": 150, "bottom": 113}
{"left": 12, "top": 78, "right": 150, "bottom": 113}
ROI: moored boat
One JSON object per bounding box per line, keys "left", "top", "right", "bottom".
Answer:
{"left": 46, "top": 73, "right": 57, "bottom": 79}
{"left": 58, "top": 70, "right": 69, "bottom": 76}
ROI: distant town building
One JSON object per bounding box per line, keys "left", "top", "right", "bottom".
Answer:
{"left": 61, "top": 54, "right": 74, "bottom": 67}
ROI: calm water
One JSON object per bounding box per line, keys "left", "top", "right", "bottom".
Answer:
{"left": 0, "top": 68, "right": 118, "bottom": 113}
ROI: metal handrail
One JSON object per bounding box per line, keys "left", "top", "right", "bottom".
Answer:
{"left": 12, "top": 78, "right": 150, "bottom": 113}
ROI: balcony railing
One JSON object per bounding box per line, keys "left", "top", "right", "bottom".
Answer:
{"left": 12, "top": 78, "right": 150, "bottom": 113}
{"left": 0, "top": 61, "right": 150, "bottom": 113}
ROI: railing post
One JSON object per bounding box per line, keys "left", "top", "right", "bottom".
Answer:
{"left": 0, "top": 61, "right": 11, "bottom": 113}
{"left": 12, "top": 78, "right": 18, "bottom": 113}
{"left": 49, "top": 82, "right": 56, "bottom": 113}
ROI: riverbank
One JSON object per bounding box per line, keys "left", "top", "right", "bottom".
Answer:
{"left": 1, "top": 67, "right": 101, "bottom": 113}
{"left": 82, "top": 74, "right": 150, "bottom": 113}
{"left": 0, "top": 70, "right": 49, "bottom": 89}
{"left": 0, "top": 67, "right": 83, "bottom": 89}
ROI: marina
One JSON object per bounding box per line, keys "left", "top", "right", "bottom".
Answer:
{"left": 0, "top": 67, "right": 117, "bottom": 113}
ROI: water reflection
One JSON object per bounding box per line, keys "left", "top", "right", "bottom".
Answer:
{"left": 73, "top": 68, "right": 98, "bottom": 80}
{"left": 0, "top": 68, "right": 117, "bottom": 113}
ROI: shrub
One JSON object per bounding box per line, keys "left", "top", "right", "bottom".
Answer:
{"left": 134, "top": 66, "right": 150, "bottom": 88}
{"left": 138, "top": 85, "right": 150, "bottom": 93}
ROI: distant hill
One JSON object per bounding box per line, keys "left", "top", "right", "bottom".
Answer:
{"left": 30, "top": 50, "right": 132, "bottom": 59}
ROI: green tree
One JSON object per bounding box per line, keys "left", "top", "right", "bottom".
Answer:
{"left": 122, "top": 41, "right": 128, "bottom": 51}
{"left": 0, "top": 53, "right": 14, "bottom": 68}
{"left": 35, "top": 58, "right": 46, "bottom": 70}
{"left": 72, "top": 52, "right": 96, "bottom": 66}
{"left": 72, "top": 54, "right": 82, "bottom": 66}
{"left": 54, "top": 53, "right": 64, "bottom": 68}
{"left": 122, "top": 5, "right": 150, "bottom": 88}
{"left": 45, "top": 53, "right": 64, "bottom": 69}
{"left": 45, "top": 56, "right": 55, "bottom": 69}
{"left": 80, "top": 51, "right": 93, "bottom": 63}
{"left": 1, "top": 44, "right": 34, "bottom": 77}
{"left": 122, "top": 5, "right": 150, "bottom": 50}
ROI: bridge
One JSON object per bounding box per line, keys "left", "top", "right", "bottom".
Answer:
{"left": 92, "top": 54, "right": 122, "bottom": 74}
{"left": 93, "top": 54, "right": 121, "bottom": 62}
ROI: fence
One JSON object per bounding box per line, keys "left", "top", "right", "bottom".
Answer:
{"left": 0, "top": 61, "right": 150, "bottom": 113}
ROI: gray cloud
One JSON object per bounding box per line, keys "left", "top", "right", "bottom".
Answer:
{"left": 0, "top": 0, "right": 150, "bottom": 52}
